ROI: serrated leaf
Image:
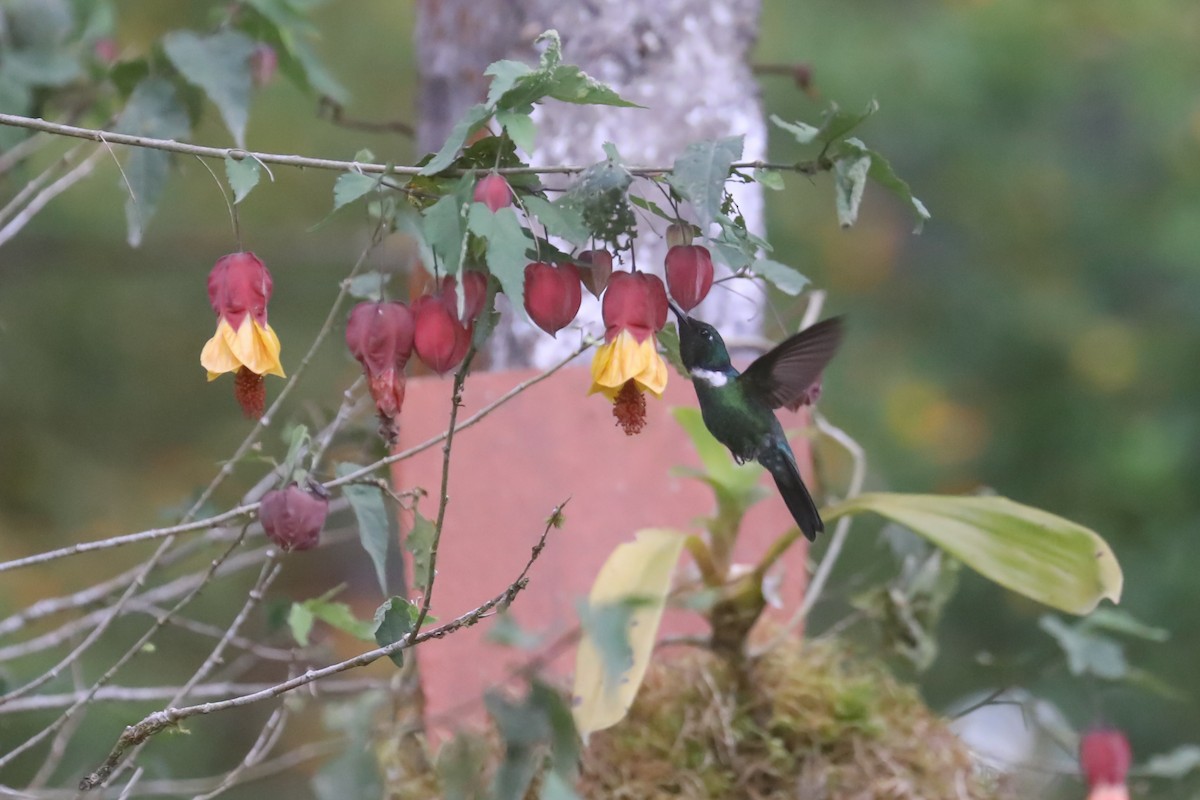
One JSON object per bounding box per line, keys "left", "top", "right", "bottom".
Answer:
{"left": 485, "top": 59, "right": 534, "bottom": 107}
{"left": 825, "top": 493, "right": 1124, "bottom": 614}
{"left": 750, "top": 258, "right": 810, "bottom": 296}
{"left": 163, "top": 30, "right": 256, "bottom": 147}
{"left": 572, "top": 529, "right": 685, "bottom": 738}
{"left": 769, "top": 113, "right": 820, "bottom": 145}
{"left": 468, "top": 204, "right": 531, "bottom": 314}
{"left": 834, "top": 152, "right": 871, "bottom": 228}
{"left": 522, "top": 195, "right": 589, "bottom": 247}
{"left": 290, "top": 597, "right": 375, "bottom": 645}
{"left": 840, "top": 138, "right": 930, "bottom": 233}
{"left": 666, "top": 136, "right": 743, "bottom": 231}
{"left": 496, "top": 108, "right": 536, "bottom": 154}
{"left": 373, "top": 596, "right": 417, "bottom": 668}
{"left": 420, "top": 103, "right": 493, "bottom": 176}
{"left": 115, "top": 78, "right": 190, "bottom": 247}
{"left": 405, "top": 509, "right": 436, "bottom": 594}
{"left": 656, "top": 323, "right": 689, "bottom": 379}
{"left": 224, "top": 156, "right": 261, "bottom": 204}
{"left": 336, "top": 463, "right": 391, "bottom": 596}
{"left": 333, "top": 171, "right": 379, "bottom": 211}
{"left": 546, "top": 65, "right": 640, "bottom": 107}
{"left": 1039, "top": 615, "right": 1127, "bottom": 679}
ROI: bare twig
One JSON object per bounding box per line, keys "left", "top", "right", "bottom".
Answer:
{"left": 80, "top": 501, "right": 566, "bottom": 791}
{"left": 318, "top": 98, "right": 415, "bottom": 137}
{"left": 0, "top": 147, "right": 104, "bottom": 247}
{"left": 192, "top": 704, "right": 290, "bottom": 800}
{"left": 0, "top": 113, "right": 823, "bottom": 178}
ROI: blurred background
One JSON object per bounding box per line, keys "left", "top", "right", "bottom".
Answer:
{"left": 1, "top": 0, "right": 1197, "bottom": 794}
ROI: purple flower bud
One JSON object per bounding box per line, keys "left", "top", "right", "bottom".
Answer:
{"left": 260, "top": 482, "right": 329, "bottom": 552}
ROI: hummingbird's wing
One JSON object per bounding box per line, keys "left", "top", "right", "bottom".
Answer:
{"left": 739, "top": 316, "right": 844, "bottom": 410}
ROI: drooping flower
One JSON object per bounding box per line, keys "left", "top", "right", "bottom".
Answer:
{"left": 589, "top": 270, "right": 669, "bottom": 435}
{"left": 1081, "top": 728, "right": 1131, "bottom": 800}
{"left": 200, "top": 251, "right": 285, "bottom": 418}
{"left": 260, "top": 481, "right": 329, "bottom": 552}
{"left": 413, "top": 293, "right": 471, "bottom": 374}
{"left": 524, "top": 261, "right": 582, "bottom": 336}
{"left": 473, "top": 173, "right": 513, "bottom": 212}
{"left": 665, "top": 244, "right": 714, "bottom": 311}
{"left": 346, "top": 301, "right": 414, "bottom": 443}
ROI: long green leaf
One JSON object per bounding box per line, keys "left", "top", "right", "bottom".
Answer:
{"left": 336, "top": 463, "right": 391, "bottom": 596}
{"left": 163, "top": 30, "right": 256, "bottom": 147}
{"left": 825, "top": 493, "right": 1123, "bottom": 614}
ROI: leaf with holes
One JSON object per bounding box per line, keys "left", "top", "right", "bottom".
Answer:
{"left": 667, "top": 136, "right": 744, "bottom": 231}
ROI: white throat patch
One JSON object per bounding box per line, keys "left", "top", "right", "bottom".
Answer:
{"left": 691, "top": 368, "right": 729, "bottom": 387}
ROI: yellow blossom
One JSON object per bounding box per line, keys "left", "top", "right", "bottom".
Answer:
{"left": 201, "top": 317, "right": 285, "bottom": 381}
{"left": 588, "top": 329, "right": 667, "bottom": 399}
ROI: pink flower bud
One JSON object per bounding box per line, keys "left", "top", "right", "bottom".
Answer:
{"left": 413, "top": 294, "right": 470, "bottom": 373}
{"left": 665, "top": 244, "right": 714, "bottom": 312}
{"left": 250, "top": 43, "right": 278, "bottom": 88}
{"left": 576, "top": 249, "right": 614, "bottom": 297}
{"left": 1080, "top": 728, "right": 1132, "bottom": 789}
{"left": 523, "top": 262, "right": 582, "bottom": 336}
{"left": 260, "top": 483, "right": 329, "bottom": 552}
{"left": 602, "top": 271, "right": 668, "bottom": 343}
{"left": 473, "top": 173, "right": 512, "bottom": 212}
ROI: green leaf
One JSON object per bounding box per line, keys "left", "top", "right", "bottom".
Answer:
{"left": 468, "top": 204, "right": 531, "bottom": 314}
{"left": 1039, "top": 615, "right": 1127, "bottom": 679}
{"left": 546, "top": 64, "right": 640, "bottom": 107}
{"left": 115, "top": 78, "right": 191, "bottom": 247}
{"left": 163, "top": 30, "right": 256, "bottom": 147}
{"left": 1139, "top": 745, "right": 1200, "bottom": 779}
{"left": 345, "top": 271, "right": 390, "bottom": 302}
{"left": 486, "top": 612, "right": 542, "bottom": 650}
{"left": 671, "top": 407, "right": 763, "bottom": 496}
{"left": 753, "top": 168, "right": 785, "bottom": 191}
{"left": 423, "top": 192, "right": 469, "bottom": 275}
{"left": 1080, "top": 608, "right": 1169, "bottom": 642}
{"left": 405, "top": 509, "right": 436, "bottom": 594}
{"left": 572, "top": 529, "right": 685, "bottom": 738}
{"left": 840, "top": 138, "right": 930, "bottom": 233}
{"left": 496, "top": 108, "right": 536, "bottom": 153}
{"left": 373, "top": 596, "right": 417, "bottom": 668}
{"left": 628, "top": 193, "right": 676, "bottom": 223}
{"left": 419, "top": 103, "right": 493, "bottom": 176}
{"left": 824, "top": 493, "right": 1124, "bottom": 614}
{"left": 816, "top": 100, "right": 879, "bottom": 148}
{"left": 554, "top": 154, "right": 636, "bottom": 244}
{"left": 485, "top": 59, "right": 534, "bottom": 107}
{"left": 530, "top": 681, "right": 581, "bottom": 779}
{"left": 769, "top": 114, "right": 820, "bottom": 145}
{"left": 833, "top": 151, "right": 872, "bottom": 228}
{"left": 540, "top": 771, "right": 581, "bottom": 800}
{"left": 336, "top": 463, "right": 391, "bottom": 596}
{"left": 333, "top": 171, "right": 379, "bottom": 212}
{"left": 522, "top": 195, "right": 589, "bottom": 247}
{"left": 667, "top": 136, "right": 744, "bottom": 231}
{"left": 280, "top": 424, "right": 311, "bottom": 483}
{"left": 749, "top": 258, "right": 810, "bottom": 296}
{"left": 224, "top": 156, "right": 261, "bottom": 204}
{"left": 4, "top": 0, "right": 74, "bottom": 49}
{"left": 289, "top": 597, "right": 375, "bottom": 645}
{"left": 1, "top": 49, "right": 82, "bottom": 88}
{"left": 656, "top": 323, "right": 690, "bottom": 379}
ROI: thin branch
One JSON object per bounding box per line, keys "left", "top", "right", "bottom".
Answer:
{"left": 80, "top": 500, "right": 566, "bottom": 791}
{"left": 0, "top": 147, "right": 104, "bottom": 247}
{"left": 318, "top": 98, "right": 415, "bottom": 137}
{"left": 411, "top": 346, "right": 477, "bottom": 638}
{"left": 0, "top": 113, "right": 823, "bottom": 178}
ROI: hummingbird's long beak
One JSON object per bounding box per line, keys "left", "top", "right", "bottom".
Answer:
{"left": 667, "top": 299, "right": 687, "bottom": 323}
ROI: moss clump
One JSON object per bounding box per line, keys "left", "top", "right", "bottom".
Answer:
{"left": 579, "top": 639, "right": 1009, "bottom": 800}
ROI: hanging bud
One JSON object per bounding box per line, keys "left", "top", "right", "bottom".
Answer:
{"left": 665, "top": 244, "right": 714, "bottom": 312}
{"left": 576, "top": 249, "right": 614, "bottom": 297}
{"left": 260, "top": 482, "right": 330, "bottom": 552}
{"left": 439, "top": 271, "right": 488, "bottom": 324}
{"left": 346, "top": 301, "right": 415, "bottom": 442}
{"left": 1081, "top": 728, "right": 1132, "bottom": 799}
{"left": 473, "top": 173, "right": 512, "bottom": 212}
{"left": 665, "top": 222, "right": 694, "bottom": 249}
{"left": 523, "top": 262, "right": 582, "bottom": 336}
{"left": 250, "top": 43, "right": 278, "bottom": 87}
{"left": 413, "top": 294, "right": 471, "bottom": 374}
{"left": 602, "top": 270, "right": 668, "bottom": 342}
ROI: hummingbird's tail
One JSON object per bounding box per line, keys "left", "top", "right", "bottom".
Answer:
{"left": 759, "top": 445, "right": 823, "bottom": 542}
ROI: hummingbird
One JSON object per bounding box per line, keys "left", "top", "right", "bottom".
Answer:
{"left": 671, "top": 305, "right": 844, "bottom": 541}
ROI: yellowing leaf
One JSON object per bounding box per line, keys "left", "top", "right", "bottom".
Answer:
{"left": 571, "top": 529, "right": 685, "bottom": 739}
{"left": 824, "top": 493, "right": 1123, "bottom": 614}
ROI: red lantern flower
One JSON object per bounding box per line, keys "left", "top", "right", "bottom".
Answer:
{"left": 413, "top": 293, "right": 471, "bottom": 374}
{"left": 439, "top": 271, "right": 488, "bottom": 324}
{"left": 260, "top": 482, "right": 329, "bottom": 552}
{"left": 474, "top": 173, "right": 512, "bottom": 212}
{"left": 665, "top": 244, "right": 714, "bottom": 312}
{"left": 589, "top": 271, "right": 669, "bottom": 435}
{"left": 200, "top": 252, "right": 285, "bottom": 419}
{"left": 346, "top": 301, "right": 414, "bottom": 443}
{"left": 577, "top": 249, "right": 614, "bottom": 297}
{"left": 524, "top": 261, "right": 582, "bottom": 336}
{"left": 1081, "top": 728, "right": 1131, "bottom": 800}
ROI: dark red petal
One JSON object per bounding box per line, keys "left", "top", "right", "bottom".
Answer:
{"left": 665, "top": 245, "right": 714, "bottom": 312}
{"left": 413, "top": 294, "right": 470, "bottom": 373}
{"left": 208, "top": 251, "right": 273, "bottom": 329}
{"left": 1080, "top": 728, "right": 1132, "bottom": 788}
{"left": 260, "top": 483, "right": 329, "bottom": 552}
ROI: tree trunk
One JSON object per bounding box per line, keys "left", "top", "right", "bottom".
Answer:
{"left": 415, "top": 0, "right": 768, "bottom": 368}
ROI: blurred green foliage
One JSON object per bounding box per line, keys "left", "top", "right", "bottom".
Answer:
{"left": 1, "top": 0, "right": 1198, "bottom": 793}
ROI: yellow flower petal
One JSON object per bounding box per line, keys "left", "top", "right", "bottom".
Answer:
{"left": 588, "top": 330, "right": 667, "bottom": 398}
{"left": 201, "top": 320, "right": 242, "bottom": 380}
{"left": 225, "top": 318, "right": 286, "bottom": 378}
